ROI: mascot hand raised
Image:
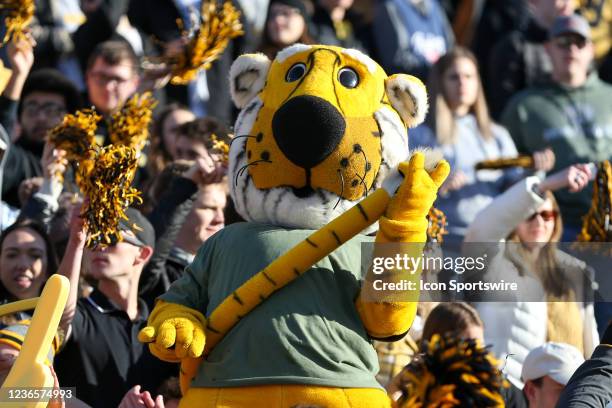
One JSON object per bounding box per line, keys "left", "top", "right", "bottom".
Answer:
{"left": 141, "top": 44, "right": 449, "bottom": 408}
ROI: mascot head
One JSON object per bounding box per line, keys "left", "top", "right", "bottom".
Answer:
{"left": 229, "top": 44, "right": 428, "bottom": 230}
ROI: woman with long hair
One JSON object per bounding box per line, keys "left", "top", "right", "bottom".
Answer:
{"left": 464, "top": 164, "right": 599, "bottom": 388}
{"left": 148, "top": 103, "right": 196, "bottom": 179}
{"left": 410, "top": 46, "right": 554, "bottom": 244}
{"left": 0, "top": 219, "right": 58, "bottom": 325}
{"left": 258, "top": 0, "right": 315, "bottom": 59}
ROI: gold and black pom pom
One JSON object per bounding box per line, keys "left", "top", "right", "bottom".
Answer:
{"left": 47, "top": 108, "right": 101, "bottom": 184}
{"left": 427, "top": 207, "right": 447, "bottom": 243}
{"left": 207, "top": 133, "right": 231, "bottom": 164}
{"left": 154, "top": 1, "right": 244, "bottom": 85}
{"left": 78, "top": 145, "right": 142, "bottom": 249}
{"left": 577, "top": 160, "right": 612, "bottom": 243}
{"left": 475, "top": 155, "right": 534, "bottom": 170}
{"left": 108, "top": 92, "right": 157, "bottom": 152}
{"left": 396, "top": 334, "right": 507, "bottom": 408}
{"left": 0, "top": 0, "right": 35, "bottom": 45}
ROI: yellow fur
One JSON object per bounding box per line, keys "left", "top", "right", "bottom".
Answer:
{"left": 178, "top": 384, "right": 392, "bottom": 407}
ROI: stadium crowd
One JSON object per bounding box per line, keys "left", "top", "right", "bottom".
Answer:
{"left": 0, "top": 0, "right": 611, "bottom": 407}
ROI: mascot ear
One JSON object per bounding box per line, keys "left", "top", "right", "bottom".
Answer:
{"left": 229, "top": 53, "right": 271, "bottom": 109}
{"left": 385, "top": 74, "right": 428, "bottom": 128}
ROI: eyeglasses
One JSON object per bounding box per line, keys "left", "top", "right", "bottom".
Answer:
{"left": 553, "top": 35, "right": 588, "bottom": 50}
{"left": 89, "top": 71, "right": 133, "bottom": 86}
{"left": 527, "top": 210, "right": 558, "bottom": 222}
{"left": 22, "top": 102, "right": 66, "bottom": 119}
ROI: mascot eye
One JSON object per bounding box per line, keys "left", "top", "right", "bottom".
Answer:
{"left": 338, "top": 67, "right": 359, "bottom": 88}
{"left": 286, "top": 63, "right": 307, "bottom": 82}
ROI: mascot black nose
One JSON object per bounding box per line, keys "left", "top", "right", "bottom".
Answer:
{"left": 272, "top": 95, "right": 346, "bottom": 169}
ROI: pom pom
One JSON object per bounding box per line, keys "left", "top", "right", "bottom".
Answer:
{"left": 108, "top": 92, "right": 157, "bottom": 152}
{"left": 79, "top": 145, "right": 142, "bottom": 249}
{"left": 0, "top": 0, "right": 35, "bottom": 45}
{"left": 157, "top": 0, "right": 244, "bottom": 85}
{"left": 47, "top": 108, "right": 101, "bottom": 184}
{"left": 577, "top": 160, "right": 612, "bottom": 243}
{"left": 396, "top": 334, "right": 507, "bottom": 408}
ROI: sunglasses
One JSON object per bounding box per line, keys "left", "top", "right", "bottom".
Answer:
{"left": 554, "top": 35, "right": 588, "bottom": 50}
{"left": 527, "top": 210, "right": 558, "bottom": 222}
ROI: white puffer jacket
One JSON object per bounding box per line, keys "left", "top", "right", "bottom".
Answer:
{"left": 464, "top": 176, "right": 599, "bottom": 388}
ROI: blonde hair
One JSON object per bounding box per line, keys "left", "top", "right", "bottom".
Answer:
{"left": 426, "top": 47, "right": 492, "bottom": 145}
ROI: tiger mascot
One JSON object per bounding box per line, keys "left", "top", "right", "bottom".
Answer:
{"left": 139, "top": 44, "right": 450, "bottom": 407}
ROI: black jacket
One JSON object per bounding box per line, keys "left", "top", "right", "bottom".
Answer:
{"left": 140, "top": 176, "right": 198, "bottom": 309}
{"left": 0, "top": 96, "right": 43, "bottom": 208}
{"left": 486, "top": 16, "right": 552, "bottom": 120}
{"left": 556, "top": 322, "right": 612, "bottom": 408}
{"left": 309, "top": 6, "right": 373, "bottom": 55}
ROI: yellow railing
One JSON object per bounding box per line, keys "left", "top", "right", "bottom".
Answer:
{"left": 0, "top": 274, "right": 69, "bottom": 407}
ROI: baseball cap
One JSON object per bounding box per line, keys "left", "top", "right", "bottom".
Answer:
{"left": 550, "top": 14, "right": 591, "bottom": 40}
{"left": 521, "top": 342, "right": 584, "bottom": 385}
{"left": 0, "top": 320, "right": 60, "bottom": 366}
{"left": 117, "top": 207, "right": 155, "bottom": 249}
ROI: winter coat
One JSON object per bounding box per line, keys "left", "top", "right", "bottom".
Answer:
{"left": 464, "top": 176, "right": 599, "bottom": 388}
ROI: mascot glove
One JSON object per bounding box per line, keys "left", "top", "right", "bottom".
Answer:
{"left": 384, "top": 152, "right": 450, "bottom": 223}
{"left": 138, "top": 300, "right": 207, "bottom": 362}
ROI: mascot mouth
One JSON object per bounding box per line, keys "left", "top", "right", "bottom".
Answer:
{"left": 292, "top": 186, "right": 316, "bottom": 198}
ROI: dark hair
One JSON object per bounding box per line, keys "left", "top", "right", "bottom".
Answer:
{"left": 421, "top": 302, "right": 483, "bottom": 346}
{"left": 150, "top": 103, "right": 193, "bottom": 176}
{"left": 156, "top": 377, "right": 181, "bottom": 402}
{"left": 86, "top": 40, "right": 139, "bottom": 74}
{"left": 0, "top": 219, "right": 59, "bottom": 301}
{"left": 176, "top": 117, "right": 231, "bottom": 147}
{"left": 259, "top": 0, "right": 314, "bottom": 59}
{"left": 18, "top": 69, "right": 82, "bottom": 117}
{"left": 145, "top": 160, "right": 193, "bottom": 213}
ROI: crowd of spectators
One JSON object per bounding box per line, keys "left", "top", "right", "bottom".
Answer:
{"left": 0, "top": 0, "right": 612, "bottom": 407}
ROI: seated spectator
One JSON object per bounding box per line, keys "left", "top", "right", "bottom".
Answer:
{"left": 54, "top": 207, "right": 177, "bottom": 408}
{"left": 0, "top": 36, "right": 81, "bottom": 208}
{"left": 310, "top": 0, "right": 372, "bottom": 53}
{"left": 465, "top": 164, "right": 599, "bottom": 387}
{"left": 556, "top": 320, "right": 612, "bottom": 407}
{"left": 373, "top": 0, "right": 454, "bottom": 80}
{"left": 0, "top": 220, "right": 58, "bottom": 309}
{"left": 258, "top": 0, "right": 315, "bottom": 59}
{"left": 522, "top": 342, "right": 584, "bottom": 408}
{"left": 410, "top": 47, "right": 553, "bottom": 245}
{"left": 501, "top": 14, "right": 612, "bottom": 240}
{"left": 149, "top": 103, "right": 195, "bottom": 178}
{"left": 487, "top": 0, "right": 575, "bottom": 119}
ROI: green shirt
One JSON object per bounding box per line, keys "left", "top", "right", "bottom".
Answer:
{"left": 161, "top": 222, "right": 381, "bottom": 389}
{"left": 501, "top": 74, "right": 612, "bottom": 227}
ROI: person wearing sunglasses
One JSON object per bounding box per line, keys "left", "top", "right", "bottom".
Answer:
{"left": 501, "top": 14, "right": 612, "bottom": 242}
{"left": 464, "top": 164, "right": 599, "bottom": 389}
